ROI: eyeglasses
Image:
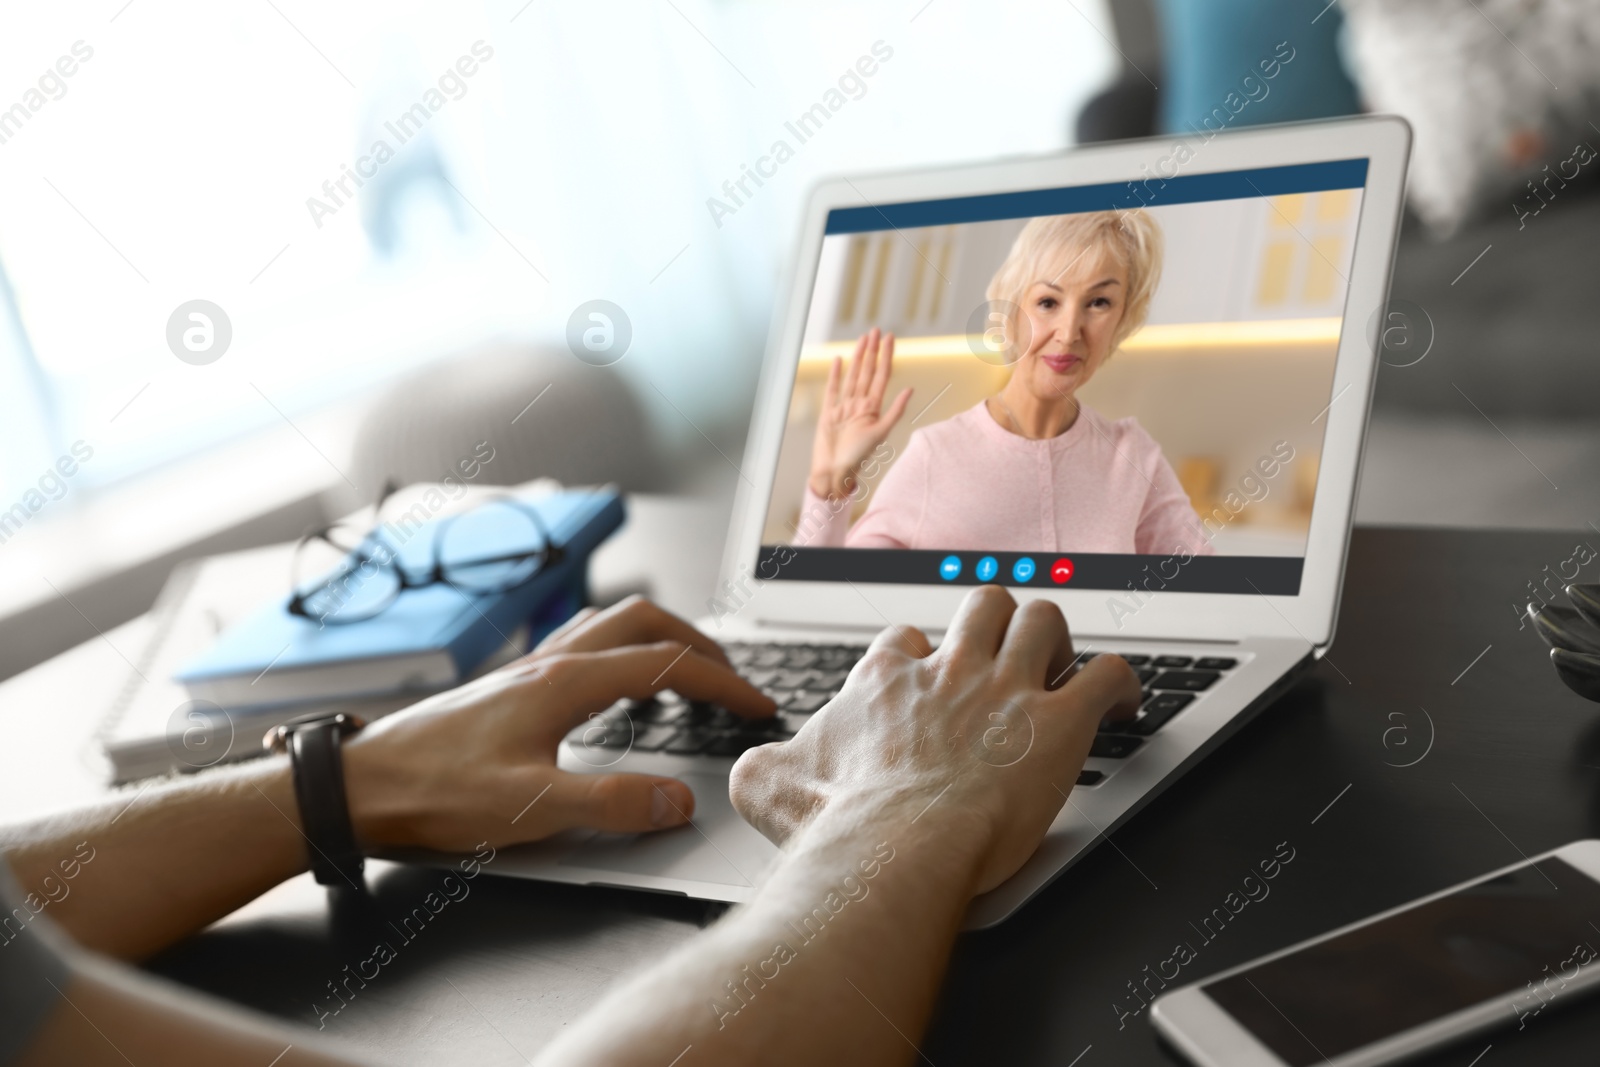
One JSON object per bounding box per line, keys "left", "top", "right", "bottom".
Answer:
{"left": 289, "top": 484, "right": 565, "bottom": 625}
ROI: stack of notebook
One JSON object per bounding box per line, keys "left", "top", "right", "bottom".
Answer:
{"left": 97, "top": 486, "right": 624, "bottom": 783}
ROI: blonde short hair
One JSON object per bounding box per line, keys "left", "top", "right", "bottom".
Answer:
{"left": 985, "top": 209, "right": 1164, "bottom": 355}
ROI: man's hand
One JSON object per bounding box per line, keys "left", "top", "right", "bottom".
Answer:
{"left": 0, "top": 596, "right": 766, "bottom": 964}
{"left": 730, "top": 585, "right": 1141, "bottom": 894}
{"left": 543, "top": 586, "right": 1143, "bottom": 1066}
{"left": 342, "top": 596, "right": 775, "bottom": 853}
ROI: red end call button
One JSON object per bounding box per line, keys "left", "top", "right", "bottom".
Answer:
{"left": 1050, "top": 558, "right": 1074, "bottom": 584}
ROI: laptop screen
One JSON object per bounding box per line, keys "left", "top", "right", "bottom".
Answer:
{"left": 756, "top": 158, "right": 1368, "bottom": 607}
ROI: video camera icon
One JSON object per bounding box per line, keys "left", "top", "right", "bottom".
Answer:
{"left": 939, "top": 555, "right": 962, "bottom": 581}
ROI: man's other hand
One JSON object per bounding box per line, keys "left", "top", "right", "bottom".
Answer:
{"left": 729, "top": 586, "right": 1141, "bottom": 895}
{"left": 342, "top": 596, "right": 775, "bottom": 852}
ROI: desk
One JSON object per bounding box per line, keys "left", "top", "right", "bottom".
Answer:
{"left": 3, "top": 512, "right": 1598, "bottom": 1066}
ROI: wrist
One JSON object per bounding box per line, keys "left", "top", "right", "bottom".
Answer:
{"left": 806, "top": 470, "right": 838, "bottom": 500}
{"left": 335, "top": 732, "right": 416, "bottom": 851}
{"left": 781, "top": 785, "right": 994, "bottom": 899}
{"left": 809, "top": 466, "right": 861, "bottom": 501}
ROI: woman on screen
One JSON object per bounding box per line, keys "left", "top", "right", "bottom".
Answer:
{"left": 796, "top": 209, "right": 1211, "bottom": 556}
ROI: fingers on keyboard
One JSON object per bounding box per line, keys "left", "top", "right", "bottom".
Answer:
{"left": 1091, "top": 653, "right": 1237, "bottom": 738}
{"left": 571, "top": 645, "right": 1233, "bottom": 761}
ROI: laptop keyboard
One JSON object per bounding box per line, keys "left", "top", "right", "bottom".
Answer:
{"left": 567, "top": 643, "right": 1241, "bottom": 786}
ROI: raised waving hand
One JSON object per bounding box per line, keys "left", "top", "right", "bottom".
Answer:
{"left": 807, "top": 328, "right": 913, "bottom": 500}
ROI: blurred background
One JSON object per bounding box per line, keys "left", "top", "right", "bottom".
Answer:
{"left": 3, "top": 0, "right": 1599, "bottom": 680}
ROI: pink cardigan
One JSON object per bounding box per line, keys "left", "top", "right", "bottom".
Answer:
{"left": 794, "top": 402, "right": 1213, "bottom": 556}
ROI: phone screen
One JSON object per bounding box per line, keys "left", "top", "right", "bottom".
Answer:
{"left": 1201, "top": 857, "right": 1600, "bottom": 1065}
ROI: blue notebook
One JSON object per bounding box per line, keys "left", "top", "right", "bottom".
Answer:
{"left": 176, "top": 489, "right": 624, "bottom": 708}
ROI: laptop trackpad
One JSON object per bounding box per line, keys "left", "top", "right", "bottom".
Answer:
{"left": 558, "top": 773, "right": 780, "bottom": 888}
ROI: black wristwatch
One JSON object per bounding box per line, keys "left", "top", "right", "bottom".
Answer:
{"left": 264, "top": 712, "right": 367, "bottom": 889}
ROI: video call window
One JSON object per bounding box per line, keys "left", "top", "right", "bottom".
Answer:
{"left": 756, "top": 161, "right": 1368, "bottom": 597}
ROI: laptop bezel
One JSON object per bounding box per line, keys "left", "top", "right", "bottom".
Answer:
{"left": 718, "top": 115, "right": 1411, "bottom": 647}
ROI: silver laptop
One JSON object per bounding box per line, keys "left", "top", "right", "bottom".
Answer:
{"left": 480, "top": 116, "right": 1411, "bottom": 928}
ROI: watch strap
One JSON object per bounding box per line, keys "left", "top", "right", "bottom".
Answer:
{"left": 285, "top": 719, "right": 365, "bottom": 888}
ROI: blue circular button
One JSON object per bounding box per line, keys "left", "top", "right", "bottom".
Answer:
{"left": 1012, "top": 557, "right": 1036, "bottom": 582}
{"left": 975, "top": 556, "right": 999, "bottom": 582}
{"left": 939, "top": 555, "right": 962, "bottom": 581}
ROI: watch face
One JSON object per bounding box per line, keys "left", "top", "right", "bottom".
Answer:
{"left": 263, "top": 713, "right": 366, "bottom": 754}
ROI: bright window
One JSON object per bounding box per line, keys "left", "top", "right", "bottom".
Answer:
{"left": 0, "top": 0, "right": 1114, "bottom": 513}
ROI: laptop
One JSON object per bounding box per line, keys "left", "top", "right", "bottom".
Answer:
{"left": 480, "top": 115, "right": 1411, "bottom": 928}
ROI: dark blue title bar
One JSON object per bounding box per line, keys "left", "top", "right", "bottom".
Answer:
{"left": 823, "top": 158, "right": 1368, "bottom": 235}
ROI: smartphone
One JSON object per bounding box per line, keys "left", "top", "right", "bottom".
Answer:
{"left": 1150, "top": 840, "right": 1600, "bottom": 1067}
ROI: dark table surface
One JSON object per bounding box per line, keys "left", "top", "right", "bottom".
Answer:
{"left": 145, "top": 525, "right": 1600, "bottom": 1066}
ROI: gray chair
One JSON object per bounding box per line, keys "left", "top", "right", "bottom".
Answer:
{"left": 348, "top": 342, "right": 668, "bottom": 499}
